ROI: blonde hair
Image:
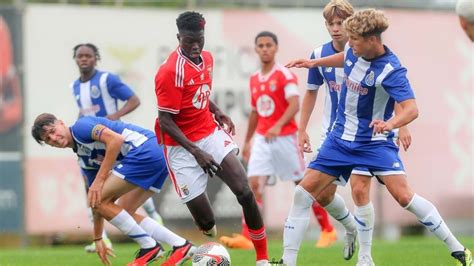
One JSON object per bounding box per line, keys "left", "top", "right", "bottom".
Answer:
{"left": 343, "top": 8, "right": 389, "bottom": 38}
{"left": 323, "top": 0, "right": 354, "bottom": 21}
{"left": 456, "top": 0, "right": 474, "bottom": 23}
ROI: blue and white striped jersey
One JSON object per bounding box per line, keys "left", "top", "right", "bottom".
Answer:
{"left": 70, "top": 70, "right": 134, "bottom": 117}
{"left": 70, "top": 116, "right": 155, "bottom": 170}
{"left": 331, "top": 44, "right": 415, "bottom": 142}
{"left": 307, "top": 41, "right": 344, "bottom": 141}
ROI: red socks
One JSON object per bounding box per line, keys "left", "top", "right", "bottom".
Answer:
{"left": 248, "top": 226, "right": 268, "bottom": 261}
{"left": 312, "top": 201, "right": 334, "bottom": 232}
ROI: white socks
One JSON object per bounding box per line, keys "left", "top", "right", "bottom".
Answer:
{"left": 109, "top": 210, "right": 155, "bottom": 249}
{"left": 405, "top": 194, "right": 464, "bottom": 253}
{"left": 355, "top": 202, "right": 374, "bottom": 257}
{"left": 142, "top": 198, "right": 161, "bottom": 221}
{"left": 282, "top": 186, "right": 314, "bottom": 266}
{"left": 139, "top": 217, "right": 186, "bottom": 247}
{"left": 324, "top": 193, "right": 357, "bottom": 233}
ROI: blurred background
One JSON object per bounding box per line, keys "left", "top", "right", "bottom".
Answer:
{"left": 0, "top": 0, "right": 472, "bottom": 249}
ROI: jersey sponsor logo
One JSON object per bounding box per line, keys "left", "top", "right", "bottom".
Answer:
{"left": 256, "top": 94, "right": 275, "bottom": 117}
{"left": 328, "top": 80, "right": 342, "bottom": 93}
{"left": 269, "top": 80, "right": 277, "bottom": 92}
{"left": 344, "top": 75, "right": 368, "bottom": 95}
{"left": 365, "top": 71, "right": 375, "bottom": 86}
{"left": 192, "top": 84, "right": 211, "bottom": 110}
{"left": 90, "top": 85, "right": 101, "bottom": 99}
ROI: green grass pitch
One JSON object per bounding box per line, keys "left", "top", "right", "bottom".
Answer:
{"left": 0, "top": 236, "right": 472, "bottom": 265}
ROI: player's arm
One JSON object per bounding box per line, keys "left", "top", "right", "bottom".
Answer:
{"left": 242, "top": 110, "right": 258, "bottom": 162}
{"left": 88, "top": 125, "right": 125, "bottom": 208}
{"left": 108, "top": 94, "right": 140, "bottom": 121}
{"left": 394, "top": 103, "right": 411, "bottom": 151}
{"left": 371, "top": 99, "right": 418, "bottom": 134}
{"left": 92, "top": 209, "right": 114, "bottom": 264}
{"left": 265, "top": 95, "right": 299, "bottom": 141}
{"left": 159, "top": 110, "right": 222, "bottom": 176}
{"left": 286, "top": 52, "right": 344, "bottom": 69}
{"left": 299, "top": 89, "right": 318, "bottom": 153}
{"left": 209, "top": 100, "right": 235, "bottom": 135}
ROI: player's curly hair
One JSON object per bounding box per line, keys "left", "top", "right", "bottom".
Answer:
{"left": 31, "top": 113, "right": 58, "bottom": 144}
{"left": 323, "top": 0, "right": 354, "bottom": 22}
{"left": 73, "top": 43, "right": 101, "bottom": 60}
{"left": 343, "top": 9, "right": 389, "bottom": 38}
{"left": 176, "top": 11, "right": 206, "bottom": 32}
{"left": 255, "top": 31, "right": 278, "bottom": 45}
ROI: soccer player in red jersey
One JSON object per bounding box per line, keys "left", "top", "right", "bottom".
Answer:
{"left": 154, "top": 11, "right": 269, "bottom": 265}
{"left": 219, "top": 31, "right": 337, "bottom": 250}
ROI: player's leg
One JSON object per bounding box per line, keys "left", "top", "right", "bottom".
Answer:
{"left": 185, "top": 192, "right": 217, "bottom": 236}
{"left": 282, "top": 169, "right": 338, "bottom": 266}
{"left": 316, "top": 183, "right": 357, "bottom": 259}
{"left": 119, "top": 187, "right": 195, "bottom": 266}
{"left": 141, "top": 198, "right": 163, "bottom": 225}
{"left": 219, "top": 175, "right": 265, "bottom": 249}
{"left": 217, "top": 152, "right": 269, "bottom": 263}
{"left": 350, "top": 173, "right": 375, "bottom": 266}
{"left": 307, "top": 183, "right": 337, "bottom": 248}
{"left": 380, "top": 174, "right": 471, "bottom": 264}
{"left": 97, "top": 174, "right": 162, "bottom": 264}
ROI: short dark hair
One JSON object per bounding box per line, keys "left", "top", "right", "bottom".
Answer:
{"left": 255, "top": 31, "right": 278, "bottom": 45}
{"left": 31, "top": 113, "right": 58, "bottom": 144}
{"left": 176, "top": 11, "right": 206, "bottom": 32}
{"left": 73, "top": 43, "right": 101, "bottom": 60}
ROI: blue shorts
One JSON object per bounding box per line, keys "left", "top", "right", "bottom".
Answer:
{"left": 81, "top": 137, "right": 168, "bottom": 193}
{"left": 308, "top": 134, "right": 405, "bottom": 185}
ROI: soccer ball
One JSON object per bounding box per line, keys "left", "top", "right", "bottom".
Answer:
{"left": 192, "top": 242, "right": 231, "bottom": 266}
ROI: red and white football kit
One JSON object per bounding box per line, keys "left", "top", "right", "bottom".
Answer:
{"left": 247, "top": 63, "right": 305, "bottom": 181}
{"left": 155, "top": 48, "right": 237, "bottom": 202}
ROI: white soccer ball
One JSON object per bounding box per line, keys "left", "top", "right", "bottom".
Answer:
{"left": 192, "top": 242, "right": 231, "bottom": 266}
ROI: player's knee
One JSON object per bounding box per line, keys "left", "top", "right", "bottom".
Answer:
{"left": 196, "top": 216, "right": 215, "bottom": 231}
{"left": 236, "top": 187, "right": 255, "bottom": 206}
{"left": 396, "top": 193, "right": 413, "bottom": 207}
{"left": 316, "top": 192, "right": 333, "bottom": 206}
{"left": 352, "top": 185, "right": 369, "bottom": 205}
{"left": 294, "top": 185, "right": 314, "bottom": 207}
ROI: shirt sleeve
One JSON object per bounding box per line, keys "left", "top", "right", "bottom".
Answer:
{"left": 307, "top": 49, "right": 324, "bottom": 90}
{"left": 106, "top": 73, "right": 134, "bottom": 101}
{"left": 155, "top": 68, "right": 183, "bottom": 114}
{"left": 381, "top": 67, "right": 415, "bottom": 103}
{"left": 70, "top": 117, "right": 98, "bottom": 144}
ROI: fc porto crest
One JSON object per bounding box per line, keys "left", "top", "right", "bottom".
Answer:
{"left": 365, "top": 71, "right": 375, "bottom": 86}
{"left": 90, "top": 85, "right": 101, "bottom": 99}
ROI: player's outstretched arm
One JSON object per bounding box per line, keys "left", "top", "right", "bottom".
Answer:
{"left": 286, "top": 52, "right": 344, "bottom": 69}
{"left": 159, "top": 111, "right": 222, "bottom": 176}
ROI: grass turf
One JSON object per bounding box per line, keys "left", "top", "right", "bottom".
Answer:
{"left": 0, "top": 236, "right": 472, "bottom": 265}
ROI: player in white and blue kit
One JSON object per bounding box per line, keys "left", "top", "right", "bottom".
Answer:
{"left": 71, "top": 43, "right": 163, "bottom": 253}
{"left": 32, "top": 113, "right": 196, "bottom": 265}
{"left": 283, "top": 9, "right": 472, "bottom": 266}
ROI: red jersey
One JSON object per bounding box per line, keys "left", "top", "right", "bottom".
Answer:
{"left": 249, "top": 63, "right": 299, "bottom": 136}
{"left": 155, "top": 48, "right": 216, "bottom": 146}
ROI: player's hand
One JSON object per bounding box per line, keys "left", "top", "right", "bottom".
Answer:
{"left": 397, "top": 126, "right": 411, "bottom": 151}
{"left": 242, "top": 141, "right": 252, "bottom": 163}
{"left": 285, "top": 58, "right": 314, "bottom": 69}
{"left": 298, "top": 130, "right": 313, "bottom": 153}
{"left": 106, "top": 113, "right": 120, "bottom": 121}
{"left": 369, "top": 120, "right": 394, "bottom": 135}
{"left": 88, "top": 180, "right": 104, "bottom": 208}
{"left": 95, "top": 239, "right": 115, "bottom": 265}
{"left": 265, "top": 125, "right": 282, "bottom": 143}
{"left": 214, "top": 111, "right": 235, "bottom": 135}
{"left": 192, "top": 148, "right": 222, "bottom": 177}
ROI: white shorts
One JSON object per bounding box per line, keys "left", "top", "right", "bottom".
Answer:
{"left": 164, "top": 127, "right": 238, "bottom": 203}
{"left": 247, "top": 133, "right": 305, "bottom": 182}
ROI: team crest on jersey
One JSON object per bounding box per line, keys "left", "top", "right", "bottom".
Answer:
{"left": 365, "top": 71, "right": 375, "bottom": 86}
{"left": 90, "top": 85, "right": 101, "bottom": 99}
{"left": 269, "top": 80, "right": 277, "bottom": 92}
{"left": 325, "top": 67, "right": 333, "bottom": 73}
{"left": 192, "top": 84, "right": 211, "bottom": 110}
{"left": 180, "top": 184, "right": 189, "bottom": 196}
{"left": 256, "top": 94, "right": 275, "bottom": 117}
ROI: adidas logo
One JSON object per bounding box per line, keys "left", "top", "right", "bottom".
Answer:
{"left": 224, "top": 140, "right": 231, "bottom": 147}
